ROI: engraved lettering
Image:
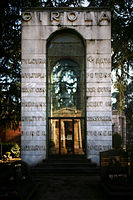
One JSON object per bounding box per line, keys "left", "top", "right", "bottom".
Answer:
{"left": 88, "top": 56, "right": 111, "bottom": 64}
{"left": 21, "top": 116, "right": 45, "bottom": 121}
{"left": 87, "top": 73, "right": 111, "bottom": 79}
{"left": 84, "top": 12, "right": 93, "bottom": 24}
{"left": 22, "top": 59, "right": 45, "bottom": 64}
{"left": 22, "top": 73, "right": 45, "bottom": 78}
{"left": 87, "top": 145, "right": 112, "bottom": 151}
{"left": 51, "top": 12, "right": 60, "bottom": 22}
{"left": 22, "top": 102, "right": 46, "bottom": 107}
{"left": 87, "top": 101, "right": 103, "bottom": 107}
{"left": 22, "top": 87, "right": 46, "bottom": 93}
{"left": 87, "top": 131, "right": 112, "bottom": 136}
{"left": 22, "top": 145, "right": 46, "bottom": 151}
{"left": 67, "top": 12, "right": 78, "bottom": 22}
{"left": 21, "top": 131, "right": 46, "bottom": 136}
{"left": 87, "top": 116, "right": 111, "bottom": 121}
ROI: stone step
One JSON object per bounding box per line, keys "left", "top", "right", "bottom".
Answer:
{"left": 31, "top": 159, "right": 99, "bottom": 179}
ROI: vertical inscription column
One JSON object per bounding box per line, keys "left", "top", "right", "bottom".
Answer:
{"left": 21, "top": 12, "right": 46, "bottom": 165}
{"left": 86, "top": 11, "right": 112, "bottom": 165}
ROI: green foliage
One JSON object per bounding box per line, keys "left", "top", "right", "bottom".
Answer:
{"left": 0, "top": 142, "right": 20, "bottom": 158}
{"left": 11, "top": 143, "right": 20, "bottom": 158}
{"left": 112, "top": 133, "right": 123, "bottom": 150}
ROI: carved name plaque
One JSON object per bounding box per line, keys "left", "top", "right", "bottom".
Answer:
{"left": 87, "top": 87, "right": 111, "bottom": 93}
{"left": 22, "top": 59, "right": 45, "bottom": 64}
{"left": 87, "top": 145, "right": 111, "bottom": 151}
{"left": 87, "top": 101, "right": 111, "bottom": 107}
{"left": 22, "top": 87, "right": 46, "bottom": 93}
{"left": 87, "top": 116, "right": 111, "bottom": 121}
{"left": 22, "top": 102, "right": 46, "bottom": 107}
{"left": 22, "top": 116, "right": 46, "bottom": 122}
{"left": 87, "top": 130, "right": 112, "bottom": 136}
{"left": 21, "top": 131, "right": 46, "bottom": 136}
{"left": 50, "top": 11, "right": 110, "bottom": 25}
{"left": 22, "top": 145, "right": 45, "bottom": 151}
{"left": 22, "top": 73, "right": 45, "bottom": 78}
{"left": 88, "top": 56, "right": 111, "bottom": 64}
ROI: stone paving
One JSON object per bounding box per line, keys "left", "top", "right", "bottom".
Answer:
{"left": 39, "top": 176, "right": 107, "bottom": 200}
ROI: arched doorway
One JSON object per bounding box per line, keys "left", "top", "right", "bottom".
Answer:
{"left": 47, "top": 29, "right": 86, "bottom": 157}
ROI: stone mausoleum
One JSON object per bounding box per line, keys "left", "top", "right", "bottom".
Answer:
{"left": 21, "top": 7, "right": 112, "bottom": 166}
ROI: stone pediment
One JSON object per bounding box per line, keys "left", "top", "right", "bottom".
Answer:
{"left": 53, "top": 108, "right": 82, "bottom": 117}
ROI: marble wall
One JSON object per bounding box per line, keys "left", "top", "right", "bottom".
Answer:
{"left": 21, "top": 8, "right": 112, "bottom": 165}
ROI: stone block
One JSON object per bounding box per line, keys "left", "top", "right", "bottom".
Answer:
{"left": 87, "top": 140, "right": 112, "bottom": 155}
{"left": 86, "top": 111, "right": 112, "bottom": 126}
{"left": 86, "top": 40, "right": 111, "bottom": 54}
{"left": 87, "top": 125, "right": 112, "bottom": 140}
{"left": 21, "top": 111, "right": 46, "bottom": 126}
{"left": 86, "top": 54, "right": 111, "bottom": 69}
{"left": 86, "top": 96, "right": 112, "bottom": 111}
{"left": 86, "top": 68, "right": 111, "bottom": 83}
{"left": 21, "top": 125, "right": 46, "bottom": 137}
{"left": 22, "top": 25, "right": 42, "bottom": 40}
{"left": 21, "top": 154, "right": 46, "bottom": 166}
{"left": 22, "top": 11, "right": 49, "bottom": 26}
{"left": 22, "top": 39, "right": 46, "bottom": 54}
{"left": 21, "top": 82, "right": 46, "bottom": 97}
{"left": 86, "top": 82, "right": 111, "bottom": 97}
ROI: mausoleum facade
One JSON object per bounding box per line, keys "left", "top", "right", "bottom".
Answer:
{"left": 21, "top": 7, "right": 112, "bottom": 165}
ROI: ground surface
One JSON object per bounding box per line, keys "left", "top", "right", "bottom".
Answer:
{"left": 31, "top": 176, "right": 109, "bottom": 200}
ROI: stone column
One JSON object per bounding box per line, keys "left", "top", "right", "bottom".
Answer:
{"left": 21, "top": 12, "right": 47, "bottom": 165}
{"left": 86, "top": 11, "right": 112, "bottom": 165}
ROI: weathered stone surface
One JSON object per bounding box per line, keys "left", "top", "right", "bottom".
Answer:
{"left": 22, "top": 39, "right": 46, "bottom": 54}
{"left": 86, "top": 96, "right": 112, "bottom": 111}
{"left": 21, "top": 8, "right": 112, "bottom": 166}
{"left": 87, "top": 40, "right": 111, "bottom": 54}
{"left": 87, "top": 54, "right": 111, "bottom": 69}
{"left": 86, "top": 82, "right": 111, "bottom": 97}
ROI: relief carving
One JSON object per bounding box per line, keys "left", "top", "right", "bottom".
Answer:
{"left": 67, "top": 12, "right": 78, "bottom": 22}
{"left": 99, "top": 13, "right": 110, "bottom": 25}
{"left": 22, "top": 12, "right": 32, "bottom": 22}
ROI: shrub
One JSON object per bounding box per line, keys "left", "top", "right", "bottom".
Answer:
{"left": 11, "top": 144, "right": 20, "bottom": 158}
